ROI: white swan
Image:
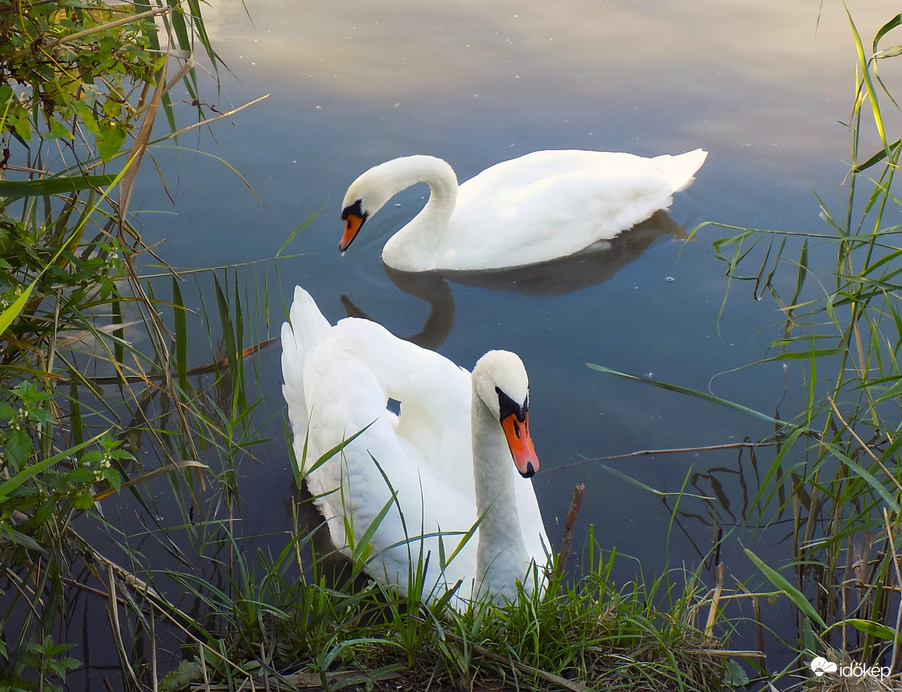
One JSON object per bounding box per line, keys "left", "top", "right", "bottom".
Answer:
{"left": 339, "top": 149, "right": 707, "bottom": 272}
{"left": 281, "top": 286, "right": 549, "bottom": 607}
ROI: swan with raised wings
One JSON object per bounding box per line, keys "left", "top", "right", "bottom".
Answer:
{"left": 281, "top": 286, "right": 549, "bottom": 607}
{"left": 339, "top": 148, "right": 707, "bottom": 272}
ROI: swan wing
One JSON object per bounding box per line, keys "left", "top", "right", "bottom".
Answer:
{"left": 329, "top": 318, "right": 474, "bottom": 494}
{"left": 282, "top": 288, "right": 481, "bottom": 597}
{"left": 282, "top": 286, "right": 550, "bottom": 604}
{"left": 302, "top": 338, "right": 479, "bottom": 596}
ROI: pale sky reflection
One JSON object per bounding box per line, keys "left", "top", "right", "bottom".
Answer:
{"left": 197, "top": 0, "right": 900, "bottom": 183}
{"left": 203, "top": 0, "right": 894, "bottom": 98}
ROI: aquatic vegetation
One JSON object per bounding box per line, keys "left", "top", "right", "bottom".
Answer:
{"left": 602, "top": 10, "right": 902, "bottom": 690}
{"left": 0, "top": 0, "right": 254, "bottom": 688}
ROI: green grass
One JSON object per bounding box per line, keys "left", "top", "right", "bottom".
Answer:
{"left": 132, "top": 525, "right": 739, "bottom": 692}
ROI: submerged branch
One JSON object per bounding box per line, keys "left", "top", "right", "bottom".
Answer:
{"left": 555, "top": 484, "right": 585, "bottom": 584}
{"left": 548, "top": 439, "right": 796, "bottom": 473}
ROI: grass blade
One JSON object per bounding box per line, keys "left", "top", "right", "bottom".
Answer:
{"left": 587, "top": 363, "right": 796, "bottom": 429}
{"left": 744, "top": 547, "right": 827, "bottom": 630}
{"left": 172, "top": 277, "right": 188, "bottom": 392}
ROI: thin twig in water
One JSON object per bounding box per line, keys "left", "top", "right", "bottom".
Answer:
{"left": 555, "top": 484, "right": 585, "bottom": 584}
{"left": 549, "top": 440, "right": 789, "bottom": 473}
{"left": 59, "top": 339, "right": 278, "bottom": 386}
{"left": 72, "top": 532, "right": 253, "bottom": 681}
{"left": 704, "top": 561, "right": 724, "bottom": 639}
{"left": 105, "top": 563, "right": 139, "bottom": 689}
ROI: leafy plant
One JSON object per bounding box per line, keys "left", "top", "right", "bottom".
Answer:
{"left": 0, "top": 0, "right": 249, "bottom": 689}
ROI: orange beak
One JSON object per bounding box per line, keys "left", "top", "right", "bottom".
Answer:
{"left": 339, "top": 213, "right": 365, "bottom": 251}
{"left": 501, "top": 412, "right": 539, "bottom": 478}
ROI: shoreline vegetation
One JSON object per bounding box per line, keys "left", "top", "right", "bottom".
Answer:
{"left": 2, "top": 3, "right": 902, "bottom": 690}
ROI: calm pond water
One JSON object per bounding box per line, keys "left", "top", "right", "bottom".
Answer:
{"left": 84, "top": 0, "right": 900, "bottom": 683}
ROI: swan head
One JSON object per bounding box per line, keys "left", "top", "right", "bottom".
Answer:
{"left": 339, "top": 160, "right": 407, "bottom": 251}
{"left": 339, "top": 156, "right": 457, "bottom": 253}
{"left": 473, "top": 350, "right": 539, "bottom": 479}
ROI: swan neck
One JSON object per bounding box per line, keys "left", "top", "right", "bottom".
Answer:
{"left": 472, "top": 386, "right": 529, "bottom": 599}
{"left": 381, "top": 156, "right": 458, "bottom": 271}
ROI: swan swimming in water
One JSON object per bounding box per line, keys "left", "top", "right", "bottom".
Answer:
{"left": 339, "top": 148, "right": 707, "bottom": 272}
{"left": 281, "top": 286, "right": 550, "bottom": 607}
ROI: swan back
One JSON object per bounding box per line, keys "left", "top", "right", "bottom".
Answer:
{"left": 441, "top": 149, "right": 707, "bottom": 270}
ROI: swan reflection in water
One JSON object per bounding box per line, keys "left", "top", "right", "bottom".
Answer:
{"left": 342, "top": 210, "right": 687, "bottom": 349}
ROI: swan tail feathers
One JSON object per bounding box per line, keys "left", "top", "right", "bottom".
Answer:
{"left": 654, "top": 148, "right": 708, "bottom": 193}
{"left": 288, "top": 286, "right": 332, "bottom": 348}
{"left": 281, "top": 286, "right": 332, "bottom": 446}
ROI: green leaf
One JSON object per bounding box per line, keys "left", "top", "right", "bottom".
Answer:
{"left": 872, "top": 13, "right": 902, "bottom": 54}
{"left": 0, "top": 401, "right": 17, "bottom": 422}
{"left": 172, "top": 277, "right": 188, "bottom": 392}
{"left": 744, "top": 547, "right": 827, "bottom": 630}
{"left": 3, "top": 526, "right": 46, "bottom": 552}
{"left": 5, "top": 427, "right": 34, "bottom": 466}
{"left": 847, "top": 9, "right": 890, "bottom": 157}
{"left": 102, "top": 468, "right": 122, "bottom": 493}
{"left": 835, "top": 618, "right": 902, "bottom": 642}
{"left": 822, "top": 442, "right": 901, "bottom": 513}
{"left": 65, "top": 467, "right": 95, "bottom": 485}
{"left": 10, "top": 111, "right": 32, "bottom": 140}
{"left": 97, "top": 121, "right": 127, "bottom": 161}
{"left": 0, "top": 434, "right": 103, "bottom": 502}
{"left": 73, "top": 490, "right": 95, "bottom": 510}
{"left": 47, "top": 118, "right": 74, "bottom": 140}
{"left": 73, "top": 100, "right": 101, "bottom": 135}
{"left": 160, "top": 659, "right": 205, "bottom": 692}
{"left": 0, "top": 280, "right": 36, "bottom": 336}
{"left": 0, "top": 175, "right": 117, "bottom": 198}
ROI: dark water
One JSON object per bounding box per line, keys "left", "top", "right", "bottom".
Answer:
{"left": 85, "top": 0, "right": 900, "bottom": 684}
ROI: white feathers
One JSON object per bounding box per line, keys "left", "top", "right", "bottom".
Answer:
{"left": 340, "top": 149, "right": 707, "bottom": 272}
{"left": 281, "top": 286, "right": 549, "bottom": 608}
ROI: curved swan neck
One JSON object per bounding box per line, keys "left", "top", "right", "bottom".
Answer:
{"left": 471, "top": 386, "right": 529, "bottom": 600}
{"left": 378, "top": 156, "right": 458, "bottom": 271}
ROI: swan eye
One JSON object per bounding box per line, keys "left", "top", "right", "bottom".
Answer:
{"left": 495, "top": 386, "right": 527, "bottom": 423}
{"left": 341, "top": 199, "right": 367, "bottom": 222}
